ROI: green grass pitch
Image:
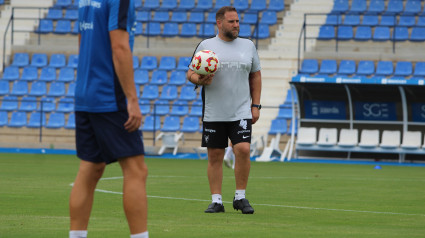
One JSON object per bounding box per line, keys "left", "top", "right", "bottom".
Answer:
{"left": 0, "top": 153, "right": 424, "bottom": 237}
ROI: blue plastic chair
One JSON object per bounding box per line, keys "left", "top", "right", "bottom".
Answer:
{"left": 380, "top": 15, "right": 396, "bottom": 26}
{"left": 206, "top": 12, "right": 216, "bottom": 23}
{"left": 152, "top": 11, "right": 169, "bottom": 22}
{"left": 181, "top": 116, "right": 200, "bottom": 133}
{"left": 188, "top": 12, "right": 204, "bottom": 23}
{"left": 150, "top": 70, "right": 168, "bottom": 85}
{"left": 153, "top": 100, "right": 170, "bottom": 116}
{"left": 158, "top": 56, "right": 176, "bottom": 71}
{"left": 318, "top": 59, "right": 337, "bottom": 75}
{"left": 277, "top": 107, "right": 292, "bottom": 119}
{"left": 268, "top": 0, "right": 285, "bottom": 11}
{"left": 405, "top": 0, "right": 423, "bottom": 15}
{"left": 300, "top": 59, "right": 319, "bottom": 74}
{"left": 343, "top": 14, "right": 360, "bottom": 26}
{"left": 1, "top": 96, "right": 18, "bottom": 111}
{"left": 54, "top": 20, "right": 71, "bottom": 34}
{"left": 20, "top": 66, "right": 38, "bottom": 81}
{"left": 46, "top": 112, "right": 65, "bottom": 129}
{"left": 161, "top": 116, "right": 181, "bottom": 132}
{"left": 31, "top": 53, "right": 48, "bottom": 67}
{"left": 64, "top": 9, "right": 78, "bottom": 20}
{"left": 143, "top": 0, "right": 159, "bottom": 10}
{"left": 214, "top": 0, "right": 231, "bottom": 10}
{"left": 337, "top": 26, "right": 353, "bottom": 40}
{"left": 249, "top": 0, "right": 267, "bottom": 12}
{"left": 357, "top": 60, "right": 375, "bottom": 75}
{"left": 27, "top": 111, "right": 46, "bottom": 128}
{"left": 134, "top": 22, "right": 143, "bottom": 35}
{"left": 392, "top": 27, "right": 409, "bottom": 41}
{"left": 133, "top": 55, "right": 140, "bottom": 69}
{"left": 180, "top": 23, "right": 197, "bottom": 37}
{"left": 142, "top": 115, "right": 161, "bottom": 132}
{"left": 140, "top": 85, "right": 159, "bottom": 100}
{"left": 373, "top": 26, "right": 390, "bottom": 41}
{"left": 71, "top": 21, "right": 78, "bottom": 34}
{"left": 179, "top": 85, "right": 197, "bottom": 101}
{"left": 139, "top": 99, "right": 151, "bottom": 115}
{"left": 252, "top": 24, "right": 270, "bottom": 39}
{"left": 384, "top": 0, "right": 404, "bottom": 15}
{"left": 58, "top": 67, "right": 75, "bottom": 82}
{"left": 195, "top": 0, "right": 213, "bottom": 11}
{"left": 2, "top": 66, "right": 20, "bottom": 80}
{"left": 177, "top": 0, "right": 195, "bottom": 10}
{"left": 260, "top": 11, "right": 277, "bottom": 25}
{"left": 12, "top": 53, "right": 29, "bottom": 67}
{"left": 170, "top": 12, "right": 187, "bottom": 23}
{"left": 325, "top": 14, "right": 342, "bottom": 25}
{"left": 375, "top": 61, "right": 394, "bottom": 76}
{"left": 39, "top": 67, "right": 57, "bottom": 81}
{"left": 268, "top": 119, "right": 287, "bottom": 135}
{"left": 0, "top": 111, "right": 8, "bottom": 126}
{"left": 55, "top": 0, "right": 71, "bottom": 8}
{"left": 49, "top": 54, "right": 66, "bottom": 68}
{"left": 398, "top": 16, "right": 416, "bottom": 27}
{"left": 169, "top": 71, "right": 186, "bottom": 85}
{"left": 394, "top": 61, "right": 413, "bottom": 77}
{"left": 37, "top": 19, "right": 53, "bottom": 34}
{"left": 243, "top": 13, "right": 258, "bottom": 24}
{"left": 410, "top": 27, "right": 425, "bottom": 41}
{"left": 134, "top": 0, "right": 142, "bottom": 10}
{"left": 338, "top": 60, "right": 356, "bottom": 75}
{"left": 66, "top": 82, "right": 76, "bottom": 97}
{"left": 46, "top": 8, "right": 62, "bottom": 20}
{"left": 331, "top": 0, "right": 349, "bottom": 13}
{"left": 177, "top": 57, "right": 191, "bottom": 71}
{"left": 162, "top": 22, "right": 179, "bottom": 37}
{"left": 140, "top": 56, "right": 158, "bottom": 70}
{"left": 349, "top": 0, "right": 367, "bottom": 14}
{"left": 10, "top": 81, "right": 28, "bottom": 96}
{"left": 198, "top": 23, "right": 216, "bottom": 38}
{"left": 414, "top": 62, "right": 425, "bottom": 77}
{"left": 367, "top": 0, "right": 385, "bottom": 14}
{"left": 189, "top": 101, "right": 202, "bottom": 117}
{"left": 29, "top": 81, "right": 47, "bottom": 97}
{"left": 143, "top": 22, "right": 161, "bottom": 36}
{"left": 354, "top": 26, "right": 372, "bottom": 41}
{"left": 234, "top": 0, "right": 249, "bottom": 11}
{"left": 65, "top": 112, "right": 75, "bottom": 129}
{"left": 361, "top": 15, "right": 379, "bottom": 26}
{"left": 19, "top": 96, "right": 37, "bottom": 112}
{"left": 318, "top": 25, "right": 335, "bottom": 40}
{"left": 136, "top": 11, "right": 149, "bottom": 22}
{"left": 39, "top": 97, "right": 56, "bottom": 112}
{"left": 170, "top": 100, "right": 189, "bottom": 116}
{"left": 47, "top": 82, "right": 66, "bottom": 97}
{"left": 134, "top": 69, "right": 149, "bottom": 85}
{"left": 159, "top": 85, "right": 178, "bottom": 100}
{"left": 56, "top": 97, "right": 74, "bottom": 113}
{"left": 0, "top": 81, "right": 9, "bottom": 95}
{"left": 159, "top": 0, "right": 177, "bottom": 10}
{"left": 8, "top": 111, "right": 27, "bottom": 128}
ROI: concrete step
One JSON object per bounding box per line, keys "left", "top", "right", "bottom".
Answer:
{"left": 261, "top": 59, "right": 298, "bottom": 69}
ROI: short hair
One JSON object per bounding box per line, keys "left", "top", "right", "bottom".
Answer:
{"left": 216, "top": 6, "right": 237, "bottom": 21}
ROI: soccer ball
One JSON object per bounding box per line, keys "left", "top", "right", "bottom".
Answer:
{"left": 191, "top": 50, "right": 219, "bottom": 75}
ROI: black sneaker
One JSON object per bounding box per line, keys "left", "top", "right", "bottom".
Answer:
{"left": 204, "top": 203, "right": 225, "bottom": 213}
{"left": 233, "top": 198, "right": 254, "bottom": 214}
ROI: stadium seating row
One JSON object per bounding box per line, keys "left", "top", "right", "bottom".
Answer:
{"left": 2, "top": 66, "right": 75, "bottom": 82}
{"left": 9, "top": 53, "right": 77, "bottom": 68}
{"left": 326, "top": 13, "right": 425, "bottom": 27}
{"left": 331, "top": 0, "right": 425, "bottom": 15}
{"left": 299, "top": 59, "right": 425, "bottom": 77}
{"left": 0, "top": 111, "right": 75, "bottom": 129}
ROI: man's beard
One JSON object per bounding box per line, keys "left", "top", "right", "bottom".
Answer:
{"left": 224, "top": 28, "right": 239, "bottom": 40}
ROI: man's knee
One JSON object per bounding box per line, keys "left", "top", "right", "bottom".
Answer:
{"left": 234, "top": 143, "right": 251, "bottom": 158}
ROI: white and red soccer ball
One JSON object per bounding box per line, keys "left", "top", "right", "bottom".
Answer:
{"left": 191, "top": 50, "right": 219, "bottom": 75}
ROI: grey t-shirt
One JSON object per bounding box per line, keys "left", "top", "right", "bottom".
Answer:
{"left": 190, "top": 36, "right": 261, "bottom": 122}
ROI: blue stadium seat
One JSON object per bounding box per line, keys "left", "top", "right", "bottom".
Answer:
{"left": 49, "top": 54, "right": 66, "bottom": 68}
{"left": 66, "top": 82, "right": 76, "bottom": 97}
{"left": 10, "top": 81, "right": 28, "bottom": 96}
{"left": 325, "top": 14, "right": 342, "bottom": 25}
{"left": 318, "top": 25, "right": 335, "bottom": 40}
{"left": 134, "top": 22, "right": 143, "bottom": 35}
{"left": 379, "top": 15, "right": 396, "bottom": 26}
{"left": 180, "top": 23, "right": 197, "bottom": 37}
{"left": 169, "top": 71, "right": 186, "bottom": 85}
{"left": 375, "top": 61, "right": 394, "bottom": 76}
{"left": 252, "top": 24, "right": 270, "bottom": 39}
{"left": 39, "top": 97, "right": 56, "bottom": 112}
{"left": 140, "top": 85, "right": 159, "bottom": 100}
{"left": 143, "top": 0, "right": 159, "bottom": 10}
{"left": 268, "top": 0, "right": 285, "bottom": 11}
{"left": 283, "top": 89, "right": 297, "bottom": 105}
{"left": 19, "top": 96, "right": 37, "bottom": 112}
{"left": 140, "top": 56, "right": 157, "bottom": 70}
{"left": 37, "top": 19, "right": 53, "bottom": 34}
{"left": 159, "top": 85, "right": 178, "bottom": 100}
{"left": 260, "top": 11, "right": 277, "bottom": 25}
{"left": 179, "top": 85, "right": 197, "bottom": 101}
{"left": 331, "top": 0, "right": 349, "bottom": 13}
{"left": 71, "top": 21, "right": 78, "bottom": 34}
{"left": 212, "top": 0, "right": 230, "bottom": 10}
{"left": 177, "top": 0, "right": 195, "bottom": 10}
{"left": 153, "top": 100, "right": 170, "bottom": 116}
{"left": 268, "top": 119, "right": 287, "bottom": 135}
{"left": 410, "top": 27, "right": 425, "bottom": 41}
{"left": 417, "top": 16, "right": 425, "bottom": 26}
{"left": 159, "top": 0, "right": 177, "bottom": 10}
{"left": 188, "top": 12, "right": 204, "bottom": 23}
{"left": 56, "top": 97, "right": 74, "bottom": 113}
{"left": 141, "top": 115, "right": 161, "bottom": 131}
{"left": 8, "top": 111, "right": 27, "bottom": 128}
{"left": 161, "top": 116, "right": 180, "bottom": 132}
{"left": 20, "top": 66, "right": 38, "bottom": 81}
{"left": 28, "top": 112, "right": 47, "bottom": 128}
{"left": 235, "top": 24, "right": 249, "bottom": 38}
{"left": 162, "top": 22, "right": 179, "bottom": 37}
{"left": 39, "top": 67, "right": 57, "bottom": 81}
{"left": 143, "top": 22, "right": 161, "bottom": 36}
{"left": 367, "top": 0, "right": 385, "bottom": 14}
{"left": 47, "top": 82, "right": 66, "bottom": 97}
{"left": 318, "top": 59, "right": 337, "bottom": 75}
{"left": 136, "top": 11, "right": 149, "bottom": 22}
{"left": 198, "top": 23, "right": 216, "bottom": 38}
{"left": 69, "top": 0, "right": 78, "bottom": 9}
{"left": 31, "top": 53, "right": 48, "bottom": 67}
{"left": 54, "top": 20, "right": 72, "bottom": 34}
{"left": 46, "top": 112, "right": 65, "bottom": 129}
{"left": 133, "top": 55, "right": 140, "bottom": 69}
{"left": 29, "top": 81, "right": 47, "bottom": 97}
{"left": 177, "top": 57, "right": 191, "bottom": 71}
{"left": 152, "top": 11, "right": 169, "bottom": 22}
{"left": 277, "top": 107, "right": 292, "bottom": 119}
{"left": 58, "top": 67, "right": 75, "bottom": 82}
{"left": 158, "top": 56, "right": 176, "bottom": 71}
{"left": 2, "top": 66, "right": 20, "bottom": 80}
{"left": 300, "top": 59, "right": 319, "bottom": 74}
{"left": 373, "top": 26, "right": 390, "bottom": 41}
{"left": 67, "top": 54, "right": 78, "bottom": 68}
{"left": 195, "top": 0, "right": 213, "bottom": 11}
{"left": 181, "top": 116, "right": 200, "bottom": 133}
{"left": 242, "top": 13, "right": 258, "bottom": 24}
{"left": 189, "top": 101, "right": 202, "bottom": 117}
{"left": 343, "top": 14, "right": 360, "bottom": 26}
{"left": 361, "top": 15, "right": 379, "bottom": 26}
{"left": 337, "top": 26, "right": 353, "bottom": 40}
{"left": 150, "top": 70, "right": 168, "bottom": 85}
{"left": 0, "top": 81, "right": 9, "bottom": 95}
{"left": 170, "top": 12, "right": 187, "bottom": 23}
{"left": 234, "top": 0, "right": 249, "bottom": 11}
{"left": 46, "top": 8, "right": 62, "bottom": 20}
{"left": 384, "top": 0, "right": 404, "bottom": 15}
{"left": 394, "top": 61, "right": 413, "bottom": 77}
{"left": 357, "top": 60, "right": 375, "bottom": 75}
{"left": 354, "top": 26, "right": 372, "bottom": 41}
{"left": 392, "top": 27, "right": 409, "bottom": 41}
{"left": 398, "top": 16, "right": 416, "bottom": 27}
{"left": 54, "top": 0, "right": 71, "bottom": 8}
{"left": 348, "top": 0, "right": 367, "bottom": 14}
{"left": 249, "top": 0, "right": 267, "bottom": 12}
{"left": 0, "top": 111, "right": 7, "bottom": 127}
{"left": 134, "top": 69, "right": 149, "bottom": 85}
{"left": 338, "top": 60, "right": 356, "bottom": 75}
{"left": 65, "top": 112, "right": 75, "bottom": 129}
{"left": 206, "top": 12, "right": 216, "bottom": 23}
{"left": 414, "top": 62, "right": 425, "bottom": 77}
{"left": 134, "top": 0, "right": 142, "bottom": 10}
{"left": 1, "top": 96, "right": 18, "bottom": 111}
{"left": 12, "top": 53, "right": 29, "bottom": 67}
{"left": 64, "top": 9, "right": 78, "bottom": 20}
{"left": 139, "top": 99, "right": 151, "bottom": 115}
{"left": 170, "top": 100, "right": 189, "bottom": 116}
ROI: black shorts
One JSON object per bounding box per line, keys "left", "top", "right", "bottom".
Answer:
{"left": 202, "top": 119, "right": 252, "bottom": 148}
{"left": 75, "top": 111, "right": 145, "bottom": 164}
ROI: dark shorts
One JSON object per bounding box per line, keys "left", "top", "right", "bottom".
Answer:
{"left": 75, "top": 111, "right": 145, "bottom": 164}
{"left": 202, "top": 119, "right": 252, "bottom": 148}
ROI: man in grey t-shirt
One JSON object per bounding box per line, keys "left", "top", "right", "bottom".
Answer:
{"left": 187, "top": 6, "right": 262, "bottom": 214}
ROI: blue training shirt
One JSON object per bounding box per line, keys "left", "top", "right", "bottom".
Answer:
{"left": 75, "top": 0, "right": 136, "bottom": 112}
